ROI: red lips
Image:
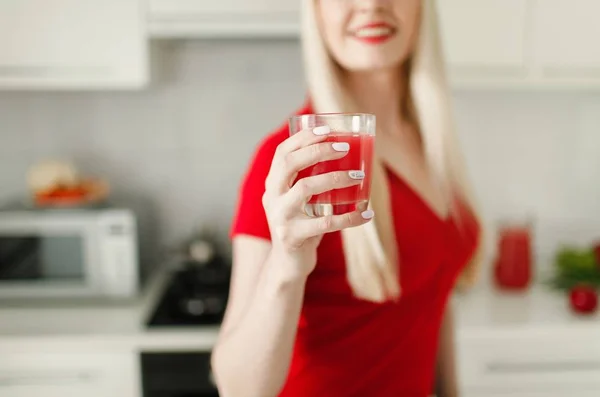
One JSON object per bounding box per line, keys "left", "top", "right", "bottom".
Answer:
{"left": 355, "top": 22, "right": 394, "bottom": 30}
{"left": 351, "top": 22, "right": 396, "bottom": 45}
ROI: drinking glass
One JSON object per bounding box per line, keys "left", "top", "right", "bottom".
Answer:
{"left": 288, "top": 113, "right": 375, "bottom": 217}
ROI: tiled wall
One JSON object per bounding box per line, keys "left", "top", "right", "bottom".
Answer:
{"left": 455, "top": 90, "right": 600, "bottom": 258}
{"left": 0, "top": 39, "right": 599, "bottom": 263}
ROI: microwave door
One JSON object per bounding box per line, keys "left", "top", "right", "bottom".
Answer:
{"left": 0, "top": 226, "right": 97, "bottom": 299}
{"left": 0, "top": 236, "right": 39, "bottom": 279}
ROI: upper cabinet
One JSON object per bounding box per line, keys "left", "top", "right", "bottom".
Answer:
{"left": 148, "top": 0, "right": 300, "bottom": 38}
{"left": 438, "top": 0, "right": 600, "bottom": 89}
{"left": 3, "top": 0, "right": 600, "bottom": 90}
{"left": 532, "top": 0, "right": 600, "bottom": 86}
{"left": 146, "top": 0, "right": 600, "bottom": 90}
{"left": 0, "top": 0, "right": 147, "bottom": 90}
{"left": 437, "top": 0, "right": 529, "bottom": 87}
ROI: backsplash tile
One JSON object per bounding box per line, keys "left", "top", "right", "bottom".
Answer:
{"left": 0, "top": 39, "right": 599, "bottom": 260}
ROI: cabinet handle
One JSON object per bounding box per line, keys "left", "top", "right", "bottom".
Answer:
{"left": 486, "top": 361, "right": 600, "bottom": 374}
{"left": 0, "top": 65, "right": 111, "bottom": 77}
{"left": 542, "top": 66, "right": 600, "bottom": 79}
{"left": 0, "top": 371, "right": 97, "bottom": 387}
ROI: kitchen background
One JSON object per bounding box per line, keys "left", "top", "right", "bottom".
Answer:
{"left": 1, "top": 39, "right": 599, "bottom": 257}
{"left": 1, "top": 1, "right": 600, "bottom": 396}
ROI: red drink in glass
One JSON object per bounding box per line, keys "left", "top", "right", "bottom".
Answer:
{"left": 494, "top": 222, "right": 533, "bottom": 290}
{"left": 295, "top": 133, "right": 374, "bottom": 215}
{"left": 289, "top": 113, "right": 376, "bottom": 217}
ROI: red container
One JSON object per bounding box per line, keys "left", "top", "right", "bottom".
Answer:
{"left": 493, "top": 219, "right": 533, "bottom": 290}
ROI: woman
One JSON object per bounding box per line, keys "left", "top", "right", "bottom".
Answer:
{"left": 212, "top": 0, "right": 484, "bottom": 396}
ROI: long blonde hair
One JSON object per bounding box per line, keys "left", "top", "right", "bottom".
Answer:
{"left": 301, "top": 0, "right": 485, "bottom": 302}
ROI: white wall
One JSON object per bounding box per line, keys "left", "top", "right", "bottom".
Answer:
{"left": 455, "top": 90, "right": 600, "bottom": 257}
{"left": 0, "top": 39, "right": 599, "bottom": 259}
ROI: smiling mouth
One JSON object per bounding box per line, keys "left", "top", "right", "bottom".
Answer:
{"left": 351, "top": 25, "right": 396, "bottom": 44}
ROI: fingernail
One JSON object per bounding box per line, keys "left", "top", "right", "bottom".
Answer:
{"left": 313, "top": 126, "right": 330, "bottom": 136}
{"left": 361, "top": 210, "right": 374, "bottom": 219}
{"left": 348, "top": 170, "right": 365, "bottom": 179}
{"left": 332, "top": 142, "right": 350, "bottom": 152}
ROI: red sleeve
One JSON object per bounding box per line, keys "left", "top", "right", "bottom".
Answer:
{"left": 230, "top": 128, "right": 288, "bottom": 242}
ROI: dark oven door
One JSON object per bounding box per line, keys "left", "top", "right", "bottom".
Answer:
{"left": 141, "top": 352, "right": 218, "bottom": 397}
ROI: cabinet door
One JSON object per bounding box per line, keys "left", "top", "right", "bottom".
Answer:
{"left": 437, "top": 0, "right": 529, "bottom": 80}
{"left": 0, "top": 351, "right": 140, "bottom": 397}
{"left": 464, "top": 391, "right": 600, "bottom": 397}
{"left": 458, "top": 332, "right": 600, "bottom": 393}
{"left": 533, "top": 0, "right": 600, "bottom": 79}
{"left": 0, "top": 0, "right": 147, "bottom": 89}
{"left": 149, "top": 0, "right": 300, "bottom": 37}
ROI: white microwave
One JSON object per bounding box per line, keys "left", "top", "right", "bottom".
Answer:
{"left": 0, "top": 204, "right": 142, "bottom": 300}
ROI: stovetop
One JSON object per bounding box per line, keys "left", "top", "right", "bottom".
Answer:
{"left": 146, "top": 258, "right": 231, "bottom": 327}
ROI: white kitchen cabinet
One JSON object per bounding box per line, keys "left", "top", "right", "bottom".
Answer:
{"left": 149, "top": 0, "right": 300, "bottom": 38}
{"left": 145, "top": 0, "right": 600, "bottom": 89}
{"left": 0, "top": 350, "right": 140, "bottom": 397}
{"left": 532, "top": 0, "right": 600, "bottom": 83}
{"left": 438, "top": 0, "right": 600, "bottom": 89}
{"left": 0, "top": 0, "right": 147, "bottom": 90}
{"left": 437, "top": 0, "right": 529, "bottom": 87}
{"left": 465, "top": 392, "right": 600, "bottom": 397}
{"left": 455, "top": 282, "right": 600, "bottom": 396}
{"left": 438, "top": 0, "right": 528, "bottom": 71}
{"left": 457, "top": 331, "right": 600, "bottom": 394}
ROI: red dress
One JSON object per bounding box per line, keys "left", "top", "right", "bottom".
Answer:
{"left": 230, "top": 103, "right": 480, "bottom": 397}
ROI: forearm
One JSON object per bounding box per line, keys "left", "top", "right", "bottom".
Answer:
{"left": 435, "top": 304, "right": 459, "bottom": 397}
{"left": 212, "top": 251, "right": 306, "bottom": 397}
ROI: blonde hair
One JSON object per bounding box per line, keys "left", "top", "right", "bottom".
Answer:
{"left": 301, "top": 0, "right": 485, "bottom": 302}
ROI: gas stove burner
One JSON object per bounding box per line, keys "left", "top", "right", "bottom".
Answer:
{"left": 146, "top": 257, "right": 231, "bottom": 327}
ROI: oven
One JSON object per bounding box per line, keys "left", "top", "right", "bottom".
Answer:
{"left": 141, "top": 352, "right": 219, "bottom": 397}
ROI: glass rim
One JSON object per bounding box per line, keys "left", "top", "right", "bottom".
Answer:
{"left": 496, "top": 217, "right": 535, "bottom": 230}
{"left": 289, "top": 112, "right": 375, "bottom": 121}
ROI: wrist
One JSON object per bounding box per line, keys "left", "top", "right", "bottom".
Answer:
{"left": 266, "top": 247, "right": 310, "bottom": 289}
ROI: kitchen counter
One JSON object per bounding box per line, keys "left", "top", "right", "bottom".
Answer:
{"left": 0, "top": 269, "right": 219, "bottom": 352}
{"left": 453, "top": 279, "right": 600, "bottom": 396}
{"left": 0, "top": 269, "right": 598, "bottom": 353}
{"left": 455, "top": 279, "right": 600, "bottom": 336}
{"left": 2, "top": 270, "right": 598, "bottom": 397}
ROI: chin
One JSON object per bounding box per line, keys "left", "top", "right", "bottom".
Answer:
{"left": 342, "top": 57, "right": 405, "bottom": 73}
{"left": 337, "top": 44, "right": 407, "bottom": 73}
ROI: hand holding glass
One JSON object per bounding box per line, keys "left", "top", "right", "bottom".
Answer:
{"left": 289, "top": 114, "right": 375, "bottom": 217}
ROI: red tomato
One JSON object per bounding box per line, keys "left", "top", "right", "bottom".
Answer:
{"left": 569, "top": 285, "right": 598, "bottom": 315}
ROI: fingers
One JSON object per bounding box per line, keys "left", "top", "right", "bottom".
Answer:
{"left": 281, "top": 140, "right": 349, "bottom": 184}
{"left": 267, "top": 142, "right": 350, "bottom": 194}
{"left": 266, "top": 127, "right": 333, "bottom": 194}
{"left": 278, "top": 126, "right": 331, "bottom": 155}
{"left": 286, "top": 170, "right": 365, "bottom": 208}
{"left": 294, "top": 209, "right": 375, "bottom": 240}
